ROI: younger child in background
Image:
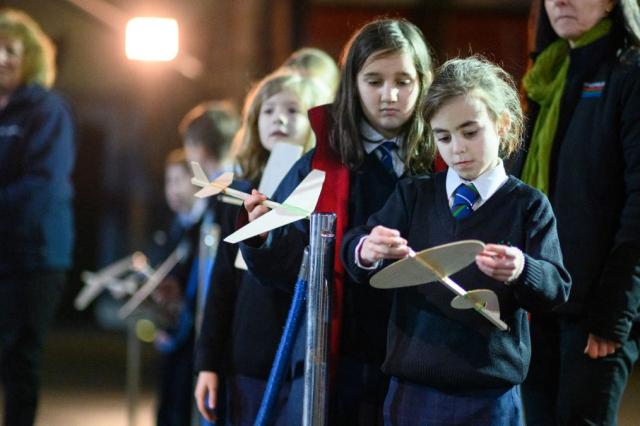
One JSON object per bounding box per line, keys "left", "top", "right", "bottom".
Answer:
{"left": 194, "top": 72, "right": 332, "bottom": 426}
{"left": 176, "top": 101, "right": 240, "bottom": 426}
{"left": 181, "top": 100, "right": 240, "bottom": 180}
{"left": 280, "top": 47, "right": 340, "bottom": 94}
{"left": 152, "top": 148, "right": 208, "bottom": 426}
{"left": 342, "top": 57, "right": 571, "bottom": 426}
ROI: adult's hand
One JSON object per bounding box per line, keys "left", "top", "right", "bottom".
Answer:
{"left": 584, "top": 333, "right": 621, "bottom": 359}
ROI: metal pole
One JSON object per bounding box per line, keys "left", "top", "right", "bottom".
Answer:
{"left": 126, "top": 317, "right": 140, "bottom": 426}
{"left": 193, "top": 217, "right": 220, "bottom": 426}
{"left": 302, "top": 212, "right": 336, "bottom": 426}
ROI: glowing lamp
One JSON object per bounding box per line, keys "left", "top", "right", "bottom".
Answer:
{"left": 126, "top": 17, "right": 178, "bottom": 61}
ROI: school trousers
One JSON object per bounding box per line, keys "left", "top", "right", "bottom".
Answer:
{"left": 0, "top": 270, "right": 65, "bottom": 426}
{"left": 383, "top": 377, "right": 524, "bottom": 426}
{"left": 227, "top": 374, "right": 289, "bottom": 426}
{"left": 287, "top": 356, "right": 389, "bottom": 425}
{"left": 522, "top": 313, "right": 640, "bottom": 426}
{"left": 156, "top": 334, "right": 195, "bottom": 426}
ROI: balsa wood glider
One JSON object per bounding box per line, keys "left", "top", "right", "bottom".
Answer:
{"left": 118, "top": 244, "right": 189, "bottom": 319}
{"left": 190, "top": 162, "right": 326, "bottom": 244}
{"left": 74, "top": 252, "right": 152, "bottom": 311}
{"left": 370, "top": 240, "right": 508, "bottom": 331}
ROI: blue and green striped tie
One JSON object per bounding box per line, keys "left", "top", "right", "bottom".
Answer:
{"left": 451, "top": 183, "right": 479, "bottom": 220}
{"left": 376, "top": 141, "right": 397, "bottom": 179}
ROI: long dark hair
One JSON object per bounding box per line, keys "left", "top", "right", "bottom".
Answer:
{"left": 330, "top": 18, "right": 435, "bottom": 175}
{"left": 530, "top": 0, "right": 640, "bottom": 55}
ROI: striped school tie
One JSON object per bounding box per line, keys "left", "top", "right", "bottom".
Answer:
{"left": 376, "top": 141, "right": 397, "bottom": 179}
{"left": 451, "top": 183, "right": 479, "bottom": 220}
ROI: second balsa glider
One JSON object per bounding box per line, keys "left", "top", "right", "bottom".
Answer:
{"left": 190, "top": 162, "right": 325, "bottom": 244}
{"left": 370, "top": 240, "right": 508, "bottom": 331}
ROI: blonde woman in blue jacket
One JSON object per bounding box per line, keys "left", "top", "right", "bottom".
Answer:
{"left": 0, "top": 9, "right": 75, "bottom": 426}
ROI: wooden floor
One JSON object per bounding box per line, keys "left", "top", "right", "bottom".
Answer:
{"left": 0, "top": 324, "right": 638, "bottom": 425}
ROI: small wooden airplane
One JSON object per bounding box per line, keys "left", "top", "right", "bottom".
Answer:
{"left": 190, "top": 162, "right": 326, "bottom": 244}
{"left": 118, "top": 244, "right": 190, "bottom": 319}
{"left": 74, "top": 252, "right": 153, "bottom": 311}
{"left": 370, "top": 240, "right": 508, "bottom": 331}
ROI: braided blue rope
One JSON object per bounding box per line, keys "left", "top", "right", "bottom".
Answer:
{"left": 254, "top": 249, "right": 309, "bottom": 426}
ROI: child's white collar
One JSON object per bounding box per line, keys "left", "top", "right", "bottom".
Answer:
{"left": 445, "top": 159, "right": 508, "bottom": 202}
{"left": 359, "top": 119, "right": 403, "bottom": 154}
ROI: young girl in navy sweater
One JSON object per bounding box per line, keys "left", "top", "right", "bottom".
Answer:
{"left": 342, "top": 56, "right": 572, "bottom": 426}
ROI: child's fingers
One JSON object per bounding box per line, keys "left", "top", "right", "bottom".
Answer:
{"left": 475, "top": 255, "right": 516, "bottom": 281}
{"left": 369, "top": 226, "right": 407, "bottom": 247}
{"left": 194, "top": 376, "right": 216, "bottom": 422}
{"left": 482, "top": 244, "right": 517, "bottom": 260}
{"left": 244, "top": 190, "right": 268, "bottom": 212}
{"left": 365, "top": 240, "right": 410, "bottom": 260}
{"left": 476, "top": 254, "right": 517, "bottom": 271}
{"left": 360, "top": 226, "right": 410, "bottom": 265}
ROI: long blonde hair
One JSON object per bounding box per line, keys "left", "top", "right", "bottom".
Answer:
{"left": 232, "top": 72, "right": 333, "bottom": 183}
{"left": 0, "top": 9, "right": 56, "bottom": 88}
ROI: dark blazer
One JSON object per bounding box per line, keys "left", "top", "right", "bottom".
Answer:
{"left": 511, "top": 30, "right": 640, "bottom": 343}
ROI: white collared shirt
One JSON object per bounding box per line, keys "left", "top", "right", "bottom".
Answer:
{"left": 356, "top": 159, "right": 509, "bottom": 270}
{"left": 445, "top": 158, "right": 508, "bottom": 210}
{"left": 360, "top": 119, "right": 405, "bottom": 178}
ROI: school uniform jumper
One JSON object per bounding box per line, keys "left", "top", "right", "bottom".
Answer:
{"left": 342, "top": 172, "right": 571, "bottom": 425}
{"left": 510, "top": 30, "right": 640, "bottom": 426}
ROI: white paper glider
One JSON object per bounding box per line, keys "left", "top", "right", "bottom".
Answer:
{"left": 190, "top": 161, "right": 326, "bottom": 244}
{"left": 74, "top": 252, "right": 152, "bottom": 311}
{"left": 370, "top": 240, "right": 508, "bottom": 331}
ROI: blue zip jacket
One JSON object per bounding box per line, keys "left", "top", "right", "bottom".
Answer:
{"left": 0, "top": 84, "right": 75, "bottom": 274}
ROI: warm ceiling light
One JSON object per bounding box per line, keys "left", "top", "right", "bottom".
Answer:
{"left": 125, "top": 17, "right": 178, "bottom": 61}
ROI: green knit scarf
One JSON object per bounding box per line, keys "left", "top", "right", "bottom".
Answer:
{"left": 521, "top": 18, "right": 612, "bottom": 194}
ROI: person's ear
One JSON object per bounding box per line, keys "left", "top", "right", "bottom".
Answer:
{"left": 497, "top": 110, "right": 512, "bottom": 138}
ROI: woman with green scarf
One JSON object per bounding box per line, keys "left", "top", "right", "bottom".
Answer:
{"left": 512, "top": 1, "right": 640, "bottom": 425}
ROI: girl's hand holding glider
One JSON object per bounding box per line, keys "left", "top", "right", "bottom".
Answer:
{"left": 359, "top": 226, "right": 411, "bottom": 267}
{"left": 475, "top": 244, "right": 525, "bottom": 283}
{"left": 244, "top": 189, "right": 269, "bottom": 222}
{"left": 244, "top": 189, "right": 270, "bottom": 240}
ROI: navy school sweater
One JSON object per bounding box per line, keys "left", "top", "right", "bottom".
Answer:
{"left": 342, "top": 172, "right": 571, "bottom": 391}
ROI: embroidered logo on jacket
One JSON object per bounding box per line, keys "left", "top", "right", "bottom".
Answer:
{"left": 582, "top": 81, "right": 605, "bottom": 98}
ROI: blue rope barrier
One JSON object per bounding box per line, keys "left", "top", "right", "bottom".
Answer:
{"left": 254, "top": 249, "right": 309, "bottom": 426}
